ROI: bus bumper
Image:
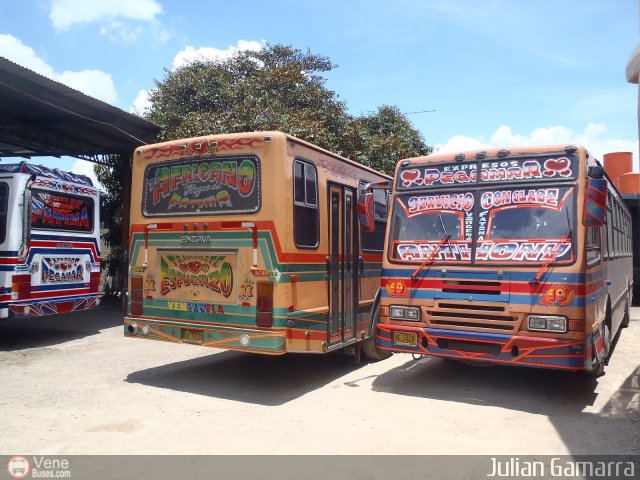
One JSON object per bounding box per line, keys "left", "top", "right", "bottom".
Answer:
{"left": 6, "top": 295, "right": 102, "bottom": 318}
{"left": 376, "top": 324, "right": 588, "bottom": 371}
{"left": 124, "top": 317, "right": 287, "bottom": 355}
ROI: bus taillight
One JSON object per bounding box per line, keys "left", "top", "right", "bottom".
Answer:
{"left": 89, "top": 271, "right": 101, "bottom": 292}
{"left": 11, "top": 274, "right": 31, "bottom": 300}
{"left": 256, "top": 283, "right": 273, "bottom": 328}
{"left": 130, "top": 276, "right": 144, "bottom": 316}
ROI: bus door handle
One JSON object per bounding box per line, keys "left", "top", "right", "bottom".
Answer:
{"left": 358, "top": 256, "right": 364, "bottom": 276}
{"left": 325, "top": 256, "right": 332, "bottom": 308}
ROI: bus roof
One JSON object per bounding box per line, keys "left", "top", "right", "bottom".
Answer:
{"left": 399, "top": 144, "right": 591, "bottom": 166}
{"left": 0, "top": 161, "right": 94, "bottom": 186}
{"left": 134, "top": 131, "right": 392, "bottom": 180}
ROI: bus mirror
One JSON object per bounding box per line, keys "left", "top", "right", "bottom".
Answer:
{"left": 583, "top": 178, "right": 607, "bottom": 227}
{"left": 588, "top": 165, "right": 605, "bottom": 180}
{"left": 357, "top": 191, "right": 375, "bottom": 232}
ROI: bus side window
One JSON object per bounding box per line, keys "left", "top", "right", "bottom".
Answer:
{"left": 360, "top": 182, "right": 387, "bottom": 252}
{"left": 606, "top": 197, "right": 613, "bottom": 260}
{"left": 0, "top": 183, "right": 8, "bottom": 244}
{"left": 586, "top": 226, "right": 601, "bottom": 266}
{"left": 293, "top": 160, "right": 319, "bottom": 248}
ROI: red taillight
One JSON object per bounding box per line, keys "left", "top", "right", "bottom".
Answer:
{"left": 130, "top": 276, "right": 143, "bottom": 316}
{"left": 11, "top": 274, "right": 31, "bottom": 300}
{"left": 89, "top": 272, "right": 101, "bottom": 292}
{"left": 256, "top": 282, "right": 273, "bottom": 328}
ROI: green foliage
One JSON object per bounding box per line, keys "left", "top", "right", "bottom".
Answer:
{"left": 346, "top": 105, "right": 432, "bottom": 175}
{"left": 146, "top": 44, "right": 431, "bottom": 176}
{"left": 147, "top": 45, "right": 350, "bottom": 150}
{"left": 94, "top": 154, "right": 128, "bottom": 296}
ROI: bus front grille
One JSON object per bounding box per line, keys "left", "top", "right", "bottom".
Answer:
{"left": 427, "top": 302, "right": 517, "bottom": 332}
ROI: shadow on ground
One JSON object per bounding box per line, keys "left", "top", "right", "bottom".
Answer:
{"left": 126, "top": 350, "right": 366, "bottom": 406}
{"left": 372, "top": 326, "right": 640, "bottom": 454}
{"left": 0, "top": 297, "right": 123, "bottom": 351}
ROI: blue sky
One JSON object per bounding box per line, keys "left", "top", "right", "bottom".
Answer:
{"left": 0, "top": 0, "right": 638, "bottom": 185}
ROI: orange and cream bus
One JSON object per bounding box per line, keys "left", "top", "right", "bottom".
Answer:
{"left": 124, "top": 131, "right": 392, "bottom": 360}
{"left": 363, "top": 145, "right": 632, "bottom": 375}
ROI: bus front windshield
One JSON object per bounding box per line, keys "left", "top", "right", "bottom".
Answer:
{"left": 389, "top": 186, "right": 575, "bottom": 265}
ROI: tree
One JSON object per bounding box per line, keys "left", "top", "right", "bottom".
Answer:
{"left": 147, "top": 44, "right": 351, "bottom": 150}
{"left": 344, "top": 105, "right": 432, "bottom": 175}
{"left": 94, "top": 153, "right": 129, "bottom": 298}
{"left": 145, "top": 44, "right": 431, "bottom": 175}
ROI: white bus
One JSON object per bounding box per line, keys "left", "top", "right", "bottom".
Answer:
{"left": 0, "top": 162, "right": 102, "bottom": 319}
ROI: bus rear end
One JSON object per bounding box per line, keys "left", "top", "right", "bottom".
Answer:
{"left": 374, "top": 145, "right": 630, "bottom": 374}
{"left": 125, "top": 133, "right": 288, "bottom": 354}
{"left": 0, "top": 163, "right": 101, "bottom": 319}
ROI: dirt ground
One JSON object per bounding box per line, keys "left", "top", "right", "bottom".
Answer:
{"left": 0, "top": 300, "right": 638, "bottom": 455}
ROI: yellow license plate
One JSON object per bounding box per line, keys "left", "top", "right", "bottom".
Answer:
{"left": 182, "top": 328, "right": 204, "bottom": 344}
{"left": 393, "top": 331, "right": 418, "bottom": 346}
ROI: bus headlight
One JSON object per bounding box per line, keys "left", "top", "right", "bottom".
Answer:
{"left": 389, "top": 305, "right": 420, "bottom": 321}
{"left": 528, "top": 315, "right": 567, "bottom": 333}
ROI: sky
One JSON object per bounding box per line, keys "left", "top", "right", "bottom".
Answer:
{"left": 0, "top": 0, "right": 639, "bottom": 188}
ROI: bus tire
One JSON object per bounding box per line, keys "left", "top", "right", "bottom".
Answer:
{"left": 621, "top": 291, "right": 631, "bottom": 328}
{"left": 361, "top": 302, "right": 392, "bottom": 361}
{"left": 587, "top": 307, "right": 612, "bottom": 377}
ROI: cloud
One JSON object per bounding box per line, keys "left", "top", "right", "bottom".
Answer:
{"left": 49, "top": 0, "right": 163, "bottom": 32}
{"left": 435, "top": 123, "right": 639, "bottom": 167}
{"left": 100, "top": 22, "right": 144, "bottom": 43}
{"left": 0, "top": 34, "right": 117, "bottom": 104}
{"left": 130, "top": 89, "right": 152, "bottom": 115}
{"left": 172, "top": 40, "right": 264, "bottom": 69}
{"left": 70, "top": 159, "right": 102, "bottom": 189}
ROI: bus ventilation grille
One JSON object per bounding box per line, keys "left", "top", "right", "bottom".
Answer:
{"left": 428, "top": 302, "right": 516, "bottom": 332}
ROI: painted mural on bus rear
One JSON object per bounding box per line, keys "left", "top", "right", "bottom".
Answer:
{"left": 125, "top": 131, "right": 392, "bottom": 359}
{"left": 0, "top": 162, "right": 102, "bottom": 319}
{"left": 362, "top": 145, "right": 632, "bottom": 375}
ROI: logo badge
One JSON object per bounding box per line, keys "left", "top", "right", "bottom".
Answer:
{"left": 7, "top": 456, "right": 30, "bottom": 479}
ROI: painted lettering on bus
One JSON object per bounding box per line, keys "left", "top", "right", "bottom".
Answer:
{"left": 407, "top": 192, "right": 474, "bottom": 214}
{"left": 396, "top": 242, "right": 473, "bottom": 261}
{"left": 475, "top": 241, "right": 572, "bottom": 262}
{"left": 480, "top": 189, "right": 559, "bottom": 209}
{"left": 151, "top": 158, "right": 256, "bottom": 205}
{"left": 160, "top": 255, "right": 233, "bottom": 297}
{"left": 32, "top": 195, "right": 91, "bottom": 229}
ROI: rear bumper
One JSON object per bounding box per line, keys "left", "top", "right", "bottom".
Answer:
{"left": 376, "top": 324, "right": 589, "bottom": 371}
{"left": 6, "top": 294, "right": 102, "bottom": 318}
{"left": 124, "top": 317, "right": 287, "bottom": 355}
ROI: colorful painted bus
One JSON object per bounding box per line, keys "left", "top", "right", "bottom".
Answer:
{"left": 124, "top": 131, "right": 392, "bottom": 359}
{"left": 0, "top": 162, "right": 102, "bottom": 319}
{"left": 364, "top": 145, "right": 632, "bottom": 375}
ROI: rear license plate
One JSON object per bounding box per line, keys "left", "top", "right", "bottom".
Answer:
{"left": 393, "top": 331, "right": 417, "bottom": 346}
{"left": 182, "top": 328, "right": 204, "bottom": 344}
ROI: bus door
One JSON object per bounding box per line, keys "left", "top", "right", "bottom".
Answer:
{"left": 328, "top": 184, "right": 358, "bottom": 346}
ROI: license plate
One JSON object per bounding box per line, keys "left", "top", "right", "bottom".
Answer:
{"left": 393, "top": 331, "right": 418, "bottom": 346}
{"left": 182, "top": 328, "right": 204, "bottom": 344}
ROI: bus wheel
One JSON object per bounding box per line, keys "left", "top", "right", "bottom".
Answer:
{"left": 621, "top": 291, "right": 631, "bottom": 328}
{"left": 587, "top": 320, "right": 611, "bottom": 378}
{"left": 361, "top": 303, "right": 392, "bottom": 361}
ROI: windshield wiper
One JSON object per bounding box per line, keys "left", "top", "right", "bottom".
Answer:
{"left": 532, "top": 227, "right": 572, "bottom": 284}
{"left": 410, "top": 234, "right": 451, "bottom": 281}
{"left": 533, "top": 208, "right": 573, "bottom": 283}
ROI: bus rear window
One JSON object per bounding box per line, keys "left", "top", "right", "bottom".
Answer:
{"left": 142, "top": 155, "right": 261, "bottom": 216}
{"left": 31, "top": 189, "right": 94, "bottom": 233}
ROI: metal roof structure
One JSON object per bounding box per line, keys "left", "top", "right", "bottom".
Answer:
{"left": 0, "top": 56, "right": 159, "bottom": 164}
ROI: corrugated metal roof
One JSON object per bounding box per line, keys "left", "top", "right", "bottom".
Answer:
{"left": 0, "top": 56, "right": 159, "bottom": 161}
